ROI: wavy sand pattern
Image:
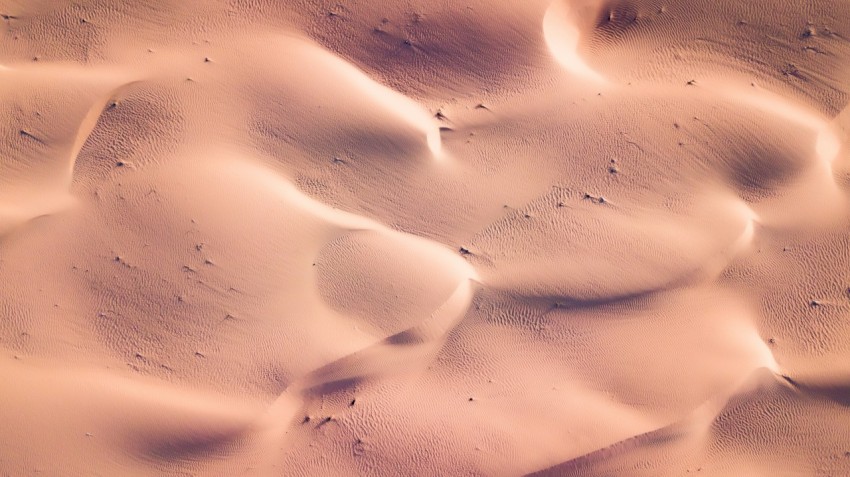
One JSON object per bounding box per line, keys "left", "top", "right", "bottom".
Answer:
{"left": 1, "top": 0, "right": 849, "bottom": 475}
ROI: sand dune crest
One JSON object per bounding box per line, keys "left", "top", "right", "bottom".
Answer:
{"left": 1, "top": 0, "right": 849, "bottom": 475}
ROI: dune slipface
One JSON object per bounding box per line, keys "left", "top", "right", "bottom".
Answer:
{"left": 1, "top": 0, "right": 849, "bottom": 475}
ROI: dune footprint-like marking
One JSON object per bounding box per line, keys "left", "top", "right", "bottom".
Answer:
{"left": 256, "top": 276, "right": 478, "bottom": 472}
{"left": 543, "top": 0, "right": 609, "bottom": 84}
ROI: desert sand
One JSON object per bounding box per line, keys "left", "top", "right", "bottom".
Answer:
{"left": 1, "top": 0, "right": 849, "bottom": 475}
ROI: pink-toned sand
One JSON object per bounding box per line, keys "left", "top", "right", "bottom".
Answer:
{"left": 1, "top": 0, "right": 849, "bottom": 475}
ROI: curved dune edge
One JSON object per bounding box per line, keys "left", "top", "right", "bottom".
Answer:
{"left": 543, "top": 0, "right": 610, "bottom": 84}
{"left": 542, "top": 0, "right": 847, "bottom": 235}
{"left": 298, "top": 40, "right": 445, "bottom": 160}
{"left": 248, "top": 34, "right": 446, "bottom": 162}
{"left": 255, "top": 278, "right": 478, "bottom": 472}
{"left": 0, "top": 357, "right": 263, "bottom": 468}
{"left": 0, "top": 67, "right": 135, "bottom": 235}
{"left": 519, "top": 303, "right": 783, "bottom": 475}
{"left": 1, "top": 0, "right": 849, "bottom": 475}
{"left": 468, "top": 190, "right": 761, "bottom": 306}
{"left": 526, "top": 366, "right": 792, "bottom": 476}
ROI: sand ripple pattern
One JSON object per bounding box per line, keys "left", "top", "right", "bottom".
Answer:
{"left": 0, "top": 0, "right": 849, "bottom": 475}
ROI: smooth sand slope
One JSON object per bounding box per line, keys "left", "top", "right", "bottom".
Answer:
{"left": 1, "top": 0, "right": 850, "bottom": 475}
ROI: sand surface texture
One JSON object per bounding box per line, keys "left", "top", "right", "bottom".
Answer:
{"left": 1, "top": 0, "right": 850, "bottom": 475}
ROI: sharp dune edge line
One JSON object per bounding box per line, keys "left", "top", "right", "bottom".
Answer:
{"left": 544, "top": 0, "right": 844, "bottom": 175}
{"left": 325, "top": 59, "right": 444, "bottom": 159}
{"left": 0, "top": 73, "right": 135, "bottom": 234}
{"left": 1, "top": 0, "right": 849, "bottom": 475}
{"left": 66, "top": 81, "right": 141, "bottom": 180}
{"left": 543, "top": 0, "right": 610, "bottom": 85}
{"left": 282, "top": 36, "right": 445, "bottom": 160}
{"left": 733, "top": 204, "right": 758, "bottom": 252}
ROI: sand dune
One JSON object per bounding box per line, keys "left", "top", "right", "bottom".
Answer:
{"left": 1, "top": 0, "right": 849, "bottom": 475}
{"left": 544, "top": 0, "right": 609, "bottom": 84}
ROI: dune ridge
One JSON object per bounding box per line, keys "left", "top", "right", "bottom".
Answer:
{"left": 1, "top": 0, "right": 849, "bottom": 475}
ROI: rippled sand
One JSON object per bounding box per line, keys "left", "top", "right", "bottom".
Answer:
{"left": 1, "top": 0, "right": 849, "bottom": 475}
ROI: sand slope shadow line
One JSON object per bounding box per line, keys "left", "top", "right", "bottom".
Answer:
{"left": 266, "top": 278, "right": 476, "bottom": 403}
{"left": 524, "top": 367, "right": 794, "bottom": 476}
{"left": 253, "top": 279, "right": 478, "bottom": 470}
{"left": 69, "top": 80, "right": 143, "bottom": 182}
{"left": 784, "top": 375, "right": 850, "bottom": 407}
{"left": 0, "top": 360, "right": 263, "bottom": 468}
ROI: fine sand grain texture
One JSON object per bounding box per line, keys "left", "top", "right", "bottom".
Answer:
{"left": 1, "top": 0, "right": 850, "bottom": 475}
